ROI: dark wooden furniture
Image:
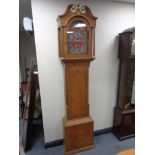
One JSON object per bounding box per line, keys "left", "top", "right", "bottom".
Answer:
{"left": 20, "top": 63, "right": 39, "bottom": 151}
{"left": 57, "top": 3, "right": 97, "bottom": 154}
{"left": 113, "top": 28, "right": 135, "bottom": 140}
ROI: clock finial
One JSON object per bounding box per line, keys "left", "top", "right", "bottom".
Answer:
{"left": 77, "top": 0, "right": 80, "bottom": 6}
{"left": 71, "top": 0, "right": 86, "bottom": 13}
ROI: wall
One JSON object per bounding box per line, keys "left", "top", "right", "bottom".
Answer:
{"left": 31, "top": 0, "right": 135, "bottom": 143}
{"left": 19, "top": 31, "right": 37, "bottom": 81}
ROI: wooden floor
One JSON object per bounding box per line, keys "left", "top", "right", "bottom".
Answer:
{"left": 116, "top": 149, "right": 135, "bottom": 155}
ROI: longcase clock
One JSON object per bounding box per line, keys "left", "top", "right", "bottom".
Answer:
{"left": 57, "top": 3, "right": 97, "bottom": 155}
{"left": 113, "top": 28, "right": 135, "bottom": 140}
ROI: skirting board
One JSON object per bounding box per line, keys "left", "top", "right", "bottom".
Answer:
{"left": 44, "top": 127, "right": 112, "bottom": 149}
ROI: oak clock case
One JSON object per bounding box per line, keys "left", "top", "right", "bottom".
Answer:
{"left": 57, "top": 4, "right": 97, "bottom": 155}
{"left": 113, "top": 29, "right": 135, "bottom": 140}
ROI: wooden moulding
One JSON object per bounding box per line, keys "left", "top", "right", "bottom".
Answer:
{"left": 57, "top": 4, "right": 97, "bottom": 28}
{"left": 60, "top": 57, "right": 95, "bottom": 62}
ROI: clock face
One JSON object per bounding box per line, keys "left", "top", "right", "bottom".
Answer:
{"left": 67, "top": 20, "right": 88, "bottom": 54}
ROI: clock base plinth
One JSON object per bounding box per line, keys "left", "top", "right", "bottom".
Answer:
{"left": 63, "top": 117, "right": 94, "bottom": 154}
